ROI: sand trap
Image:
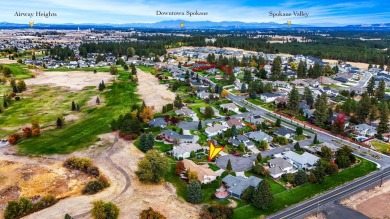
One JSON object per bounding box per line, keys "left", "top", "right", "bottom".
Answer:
{"left": 25, "top": 71, "right": 114, "bottom": 91}
{"left": 341, "top": 179, "right": 390, "bottom": 218}
{"left": 136, "top": 68, "right": 175, "bottom": 112}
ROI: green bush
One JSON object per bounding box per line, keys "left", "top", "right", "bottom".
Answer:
{"left": 91, "top": 200, "right": 120, "bottom": 219}
{"left": 4, "top": 197, "right": 32, "bottom": 219}
{"left": 82, "top": 176, "right": 110, "bottom": 195}
{"left": 64, "top": 157, "right": 100, "bottom": 177}
{"left": 34, "top": 195, "right": 56, "bottom": 210}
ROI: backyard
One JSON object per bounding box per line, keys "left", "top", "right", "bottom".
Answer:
{"left": 370, "top": 140, "right": 390, "bottom": 154}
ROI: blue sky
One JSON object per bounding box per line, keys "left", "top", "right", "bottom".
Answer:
{"left": 1, "top": 0, "right": 389, "bottom": 25}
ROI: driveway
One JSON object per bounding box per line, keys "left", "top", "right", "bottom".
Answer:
{"left": 249, "top": 147, "right": 260, "bottom": 154}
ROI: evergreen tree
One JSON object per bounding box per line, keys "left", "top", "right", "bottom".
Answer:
{"left": 294, "top": 142, "right": 301, "bottom": 151}
{"left": 56, "top": 117, "right": 63, "bottom": 128}
{"left": 96, "top": 97, "right": 100, "bottom": 105}
{"left": 313, "top": 93, "right": 328, "bottom": 127}
{"left": 174, "top": 95, "right": 183, "bottom": 108}
{"left": 64, "top": 214, "right": 73, "bottom": 219}
{"left": 252, "top": 180, "right": 274, "bottom": 209}
{"left": 295, "top": 126, "right": 303, "bottom": 135}
{"left": 131, "top": 64, "right": 137, "bottom": 75}
{"left": 313, "top": 134, "right": 318, "bottom": 144}
{"left": 376, "top": 80, "right": 386, "bottom": 101}
{"left": 304, "top": 87, "right": 314, "bottom": 107}
{"left": 226, "top": 159, "right": 232, "bottom": 173}
{"left": 297, "top": 61, "right": 306, "bottom": 78}
{"left": 357, "top": 93, "right": 371, "bottom": 123}
{"left": 231, "top": 125, "right": 237, "bottom": 137}
{"left": 275, "top": 118, "right": 281, "bottom": 127}
{"left": 76, "top": 104, "right": 80, "bottom": 111}
{"left": 198, "top": 120, "right": 202, "bottom": 130}
{"left": 378, "top": 102, "right": 389, "bottom": 136}
{"left": 71, "top": 101, "right": 76, "bottom": 111}
{"left": 366, "top": 77, "right": 375, "bottom": 96}
{"left": 109, "top": 65, "right": 118, "bottom": 75}
{"left": 139, "top": 134, "right": 148, "bottom": 152}
{"left": 204, "top": 106, "right": 214, "bottom": 118}
{"left": 101, "top": 80, "right": 105, "bottom": 89}
{"left": 186, "top": 181, "right": 202, "bottom": 203}
{"left": 271, "top": 56, "right": 282, "bottom": 79}
{"left": 243, "top": 70, "right": 252, "bottom": 83}
{"left": 287, "top": 86, "right": 300, "bottom": 114}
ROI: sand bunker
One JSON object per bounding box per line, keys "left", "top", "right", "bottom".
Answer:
{"left": 136, "top": 68, "right": 175, "bottom": 112}
{"left": 25, "top": 71, "right": 114, "bottom": 91}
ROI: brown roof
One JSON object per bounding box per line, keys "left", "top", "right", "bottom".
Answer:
{"left": 227, "top": 118, "right": 243, "bottom": 127}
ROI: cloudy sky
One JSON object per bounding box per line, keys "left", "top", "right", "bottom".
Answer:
{"left": 1, "top": 0, "right": 389, "bottom": 25}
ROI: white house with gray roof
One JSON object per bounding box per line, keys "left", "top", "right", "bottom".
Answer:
{"left": 268, "top": 158, "right": 295, "bottom": 178}
{"left": 283, "top": 151, "right": 320, "bottom": 170}
{"left": 172, "top": 143, "right": 203, "bottom": 159}
{"left": 222, "top": 175, "right": 262, "bottom": 199}
{"left": 245, "top": 131, "right": 273, "bottom": 143}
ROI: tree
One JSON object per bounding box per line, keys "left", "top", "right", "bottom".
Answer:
{"left": 332, "top": 113, "right": 346, "bottom": 134}
{"left": 71, "top": 101, "right": 76, "bottom": 111}
{"left": 256, "top": 153, "right": 262, "bottom": 163}
{"left": 312, "top": 160, "right": 326, "bottom": 183}
{"left": 96, "top": 97, "right": 100, "bottom": 105}
{"left": 243, "top": 70, "right": 252, "bottom": 83}
{"left": 221, "top": 89, "right": 229, "bottom": 98}
{"left": 297, "top": 61, "right": 306, "bottom": 78}
{"left": 325, "top": 162, "right": 339, "bottom": 175}
{"left": 140, "top": 133, "right": 154, "bottom": 152}
{"left": 188, "top": 170, "right": 198, "bottom": 182}
{"left": 131, "top": 64, "right": 137, "bottom": 75}
{"left": 376, "top": 80, "right": 386, "bottom": 101}
{"left": 204, "top": 106, "right": 214, "bottom": 118}
{"left": 109, "top": 65, "right": 118, "bottom": 75}
{"left": 56, "top": 117, "right": 64, "bottom": 128}
{"left": 187, "top": 181, "right": 202, "bottom": 203}
{"left": 321, "top": 146, "right": 333, "bottom": 160}
{"left": 64, "top": 214, "right": 74, "bottom": 219}
{"left": 313, "top": 93, "right": 328, "bottom": 127}
{"left": 16, "top": 80, "right": 27, "bottom": 92}
{"left": 335, "top": 154, "right": 351, "bottom": 169}
{"left": 91, "top": 200, "right": 120, "bottom": 219}
{"left": 271, "top": 56, "right": 282, "bottom": 79}
{"left": 175, "top": 161, "right": 185, "bottom": 175}
{"left": 4, "top": 197, "right": 32, "bottom": 219}
{"left": 294, "top": 169, "right": 308, "bottom": 186}
{"left": 139, "top": 106, "right": 154, "bottom": 123}
{"left": 136, "top": 150, "right": 169, "bottom": 183}
{"left": 367, "top": 77, "right": 375, "bottom": 96}
{"left": 2, "top": 67, "right": 12, "bottom": 77}
{"left": 241, "top": 186, "right": 254, "bottom": 202}
{"left": 231, "top": 125, "right": 237, "bottom": 137}
{"left": 377, "top": 102, "right": 389, "bottom": 136}
{"left": 313, "top": 134, "right": 318, "bottom": 144}
{"left": 251, "top": 164, "right": 270, "bottom": 177}
{"left": 295, "top": 126, "right": 303, "bottom": 135}
{"left": 252, "top": 180, "right": 274, "bottom": 209}
{"left": 226, "top": 159, "right": 232, "bottom": 173}
{"left": 275, "top": 118, "right": 281, "bottom": 127}
{"left": 287, "top": 86, "right": 300, "bottom": 114}
{"left": 240, "top": 83, "right": 247, "bottom": 93}
{"left": 357, "top": 93, "right": 371, "bottom": 123}
{"left": 140, "top": 208, "right": 167, "bottom": 219}
{"left": 304, "top": 87, "right": 314, "bottom": 107}
{"left": 198, "top": 120, "right": 202, "bottom": 130}
{"left": 174, "top": 95, "right": 183, "bottom": 108}
{"left": 294, "top": 142, "right": 301, "bottom": 151}
{"left": 123, "top": 64, "right": 129, "bottom": 71}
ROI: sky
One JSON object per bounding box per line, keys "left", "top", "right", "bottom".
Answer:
{"left": 1, "top": 0, "right": 390, "bottom": 25}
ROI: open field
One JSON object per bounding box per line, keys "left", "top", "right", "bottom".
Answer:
{"left": 323, "top": 59, "right": 370, "bottom": 70}
{"left": 370, "top": 140, "right": 390, "bottom": 154}
{"left": 341, "top": 179, "right": 390, "bottom": 218}
{"left": 25, "top": 71, "right": 114, "bottom": 91}
{"left": 136, "top": 68, "right": 175, "bottom": 112}
{"left": 233, "top": 158, "right": 377, "bottom": 219}
{"left": 0, "top": 58, "right": 17, "bottom": 64}
{"left": 0, "top": 63, "right": 32, "bottom": 79}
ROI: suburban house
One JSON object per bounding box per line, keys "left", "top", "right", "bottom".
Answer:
{"left": 197, "top": 91, "right": 219, "bottom": 100}
{"left": 352, "top": 124, "right": 377, "bottom": 137}
{"left": 183, "top": 159, "right": 217, "bottom": 184}
{"left": 245, "top": 131, "right": 273, "bottom": 143}
{"left": 274, "top": 127, "right": 296, "bottom": 139}
{"left": 172, "top": 143, "right": 203, "bottom": 159}
{"left": 148, "top": 117, "right": 167, "bottom": 128}
{"left": 229, "top": 134, "right": 255, "bottom": 148}
{"left": 305, "top": 142, "right": 339, "bottom": 156}
{"left": 222, "top": 175, "right": 262, "bottom": 199}
{"left": 268, "top": 157, "right": 295, "bottom": 178}
{"left": 243, "top": 115, "right": 264, "bottom": 125}
{"left": 159, "top": 130, "right": 195, "bottom": 143}
{"left": 178, "top": 121, "right": 200, "bottom": 131}
{"left": 222, "top": 118, "right": 244, "bottom": 129}
{"left": 175, "top": 107, "right": 196, "bottom": 117}
{"left": 283, "top": 151, "right": 320, "bottom": 170}
{"left": 205, "top": 124, "right": 227, "bottom": 137}
{"left": 220, "top": 103, "right": 240, "bottom": 113}
{"left": 200, "top": 106, "right": 219, "bottom": 115}
{"left": 260, "top": 93, "right": 281, "bottom": 103}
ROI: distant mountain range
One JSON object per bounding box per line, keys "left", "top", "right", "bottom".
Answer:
{"left": 0, "top": 20, "right": 390, "bottom": 30}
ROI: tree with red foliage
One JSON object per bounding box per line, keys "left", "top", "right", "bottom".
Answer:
{"left": 170, "top": 116, "right": 179, "bottom": 124}
{"left": 175, "top": 161, "right": 185, "bottom": 175}
{"left": 22, "top": 127, "right": 32, "bottom": 138}
{"left": 8, "top": 133, "right": 20, "bottom": 145}
{"left": 332, "top": 113, "right": 346, "bottom": 134}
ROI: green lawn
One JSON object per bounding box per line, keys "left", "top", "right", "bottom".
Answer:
{"left": 17, "top": 81, "right": 140, "bottom": 154}
{"left": 371, "top": 140, "right": 390, "bottom": 154}
{"left": 137, "top": 65, "right": 155, "bottom": 73}
{"left": 188, "top": 102, "right": 211, "bottom": 120}
{"left": 233, "top": 158, "right": 377, "bottom": 219}
{"left": 3, "top": 64, "right": 32, "bottom": 79}
{"left": 294, "top": 135, "right": 306, "bottom": 141}
{"left": 246, "top": 98, "right": 275, "bottom": 111}
{"left": 208, "top": 163, "right": 220, "bottom": 171}
{"left": 296, "top": 115, "right": 307, "bottom": 121}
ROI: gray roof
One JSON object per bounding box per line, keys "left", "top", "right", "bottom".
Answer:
{"left": 236, "top": 135, "right": 250, "bottom": 142}
{"left": 228, "top": 138, "right": 241, "bottom": 147}
{"left": 245, "top": 131, "right": 273, "bottom": 142}
{"left": 162, "top": 130, "right": 180, "bottom": 139}
{"left": 284, "top": 151, "right": 320, "bottom": 166}
{"left": 269, "top": 158, "right": 293, "bottom": 169}
{"left": 222, "top": 175, "right": 262, "bottom": 197}
{"left": 274, "top": 128, "right": 295, "bottom": 136}
{"left": 148, "top": 117, "right": 167, "bottom": 127}
{"left": 178, "top": 121, "right": 199, "bottom": 130}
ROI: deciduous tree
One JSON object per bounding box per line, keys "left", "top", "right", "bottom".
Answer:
{"left": 135, "top": 150, "right": 169, "bottom": 183}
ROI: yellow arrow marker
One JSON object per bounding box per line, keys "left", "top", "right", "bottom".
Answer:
{"left": 29, "top": 22, "right": 34, "bottom": 28}
{"left": 287, "top": 21, "right": 291, "bottom": 26}
{"left": 180, "top": 23, "right": 185, "bottom": 28}
{"left": 208, "top": 140, "right": 224, "bottom": 162}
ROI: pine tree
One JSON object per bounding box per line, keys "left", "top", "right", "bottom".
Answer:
{"left": 71, "top": 101, "right": 76, "bottom": 111}
{"left": 140, "top": 134, "right": 148, "bottom": 152}
{"left": 294, "top": 142, "right": 301, "bottom": 151}
{"left": 56, "top": 117, "right": 63, "bottom": 128}
{"left": 304, "top": 87, "right": 314, "bottom": 107}
{"left": 226, "top": 159, "right": 232, "bottom": 173}
{"left": 357, "top": 93, "right": 371, "bottom": 123}
{"left": 252, "top": 180, "right": 274, "bottom": 209}
{"left": 294, "top": 169, "right": 308, "bottom": 186}
{"left": 275, "top": 118, "right": 281, "bottom": 127}
{"left": 271, "top": 56, "right": 282, "bottom": 79}
{"left": 147, "top": 132, "right": 155, "bottom": 150}
{"left": 243, "top": 70, "right": 252, "bottom": 83}
{"left": 378, "top": 102, "right": 389, "bottom": 136}
{"left": 366, "top": 77, "right": 375, "bottom": 96}
{"left": 186, "top": 181, "right": 202, "bottom": 203}
{"left": 287, "top": 86, "right": 300, "bottom": 114}
{"left": 376, "top": 80, "right": 386, "bottom": 101}
{"left": 297, "top": 61, "right": 306, "bottom": 78}
{"left": 101, "top": 80, "right": 105, "bottom": 89}
{"left": 240, "top": 83, "right": 247, "bottom": 93}
{"left": 76, "top": 104, "right": 80, "bottom": 111}
{"left": 198, "top": 120, "right": 202, "bottom": 130}
{"left": 313, "top": 93, "right": 328, "bottom": 127}
{"left": 313, "top": 134, "right": 318, "bottom": 144}
{"left": 96, "top": 97, "right": 100, "bottom": 105}
{"left": 231, "top": 125, "right": 237, "bottom": 137}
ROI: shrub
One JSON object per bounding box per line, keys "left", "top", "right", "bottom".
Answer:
{"left": 91, "top": 200, "right": 120, "bottom": 219}
{"left": 82, "top": 176, "right": 110, "bottom": 195}
{"left": 63, "top": 157, "right": 100, "bottom": 177}
{"left": 8, "top": 133, "right": 20, "bottom": 145}
{"left": 34, "top": 195, "right": 56, "bottom": 210}
{"left": 200, "top": 205, "right": 234, "bottom": 219}
{"left": 4, "top": 197, "right": 32, "bottom": 219}
{"left": 140, "top": 207, "right": 167, "bottom": 219}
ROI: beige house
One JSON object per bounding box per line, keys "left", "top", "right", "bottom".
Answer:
{"left": 183, "top": 159, "right": 218, "bottom": 184}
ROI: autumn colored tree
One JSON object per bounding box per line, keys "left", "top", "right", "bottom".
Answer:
{"left": 8, "top": 133, "right": 20, "bottom": 145}
{"left": 135, "top": 150, "right": 170, "bottom": 183}
{"left": 175, "top": 161, "right": 185, "bottom": 175}
{"left": 31, "top": 119, "right": 40, "bottom": 136}
{"left": 140, "top": 208, "right": 166, "bottom": 219}
{"left": 109, "top": 65, "right": 118, "bottom": 75}
{"left": 188, "top": 170, "right": 198, "bottom": 182}
{"left": 139, "top": 106, "right": 154, "bottom": 123}
{"left": 220, "top": 89, "right": 229, "bottom": 98}
{"left": 332, "top": 113, "right": 346, "bottom": 134}
{"left": 22, "top": 127, "right": 32, "bottom": 138}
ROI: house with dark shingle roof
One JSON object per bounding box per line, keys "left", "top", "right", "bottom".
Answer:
{"left": 148, "top": 117, "right": 167, "bottom": 128}
{"left": 274, "top": 127, "right": 295, "bottom": 139}
{"left": 222, "top": 175, "right": 262, "bottom": 199}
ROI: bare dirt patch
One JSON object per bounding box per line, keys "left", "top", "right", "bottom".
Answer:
{"left": 87, "top": 95, "right": 104, "bottom": 107}
{"left": 341, "top": 179, "right": 390, "bottom": 218}
{"left": 136, "top": 68, "right": 175, "bottom": 112}
{"left": 323, "top": 59, "right": 370, "bottom": 70}
{"left": 64, "top": 114, "right": 80, "bottom": 122}
{"left": 25, "top": 71, "right": 114, "bottom": 91}
{"left": 0, "top": 58, "right": 17, "bottom": 64}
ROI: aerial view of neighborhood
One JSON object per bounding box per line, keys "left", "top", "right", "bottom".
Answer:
{"left": 0, "top": 0, "right": 390, "bottom": 219}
